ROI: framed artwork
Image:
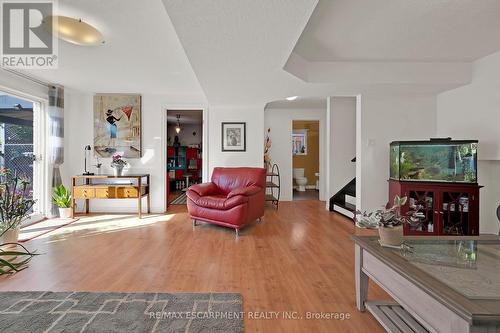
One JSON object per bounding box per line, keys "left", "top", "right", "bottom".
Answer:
{"left": 292, "top": 130, "right": 307, "bottom": 155}
{"left": 221, "top": 122, "right": 246, "bottom": 152}
{"left": 93, "top": 94, "right": 142, "bottom": 158}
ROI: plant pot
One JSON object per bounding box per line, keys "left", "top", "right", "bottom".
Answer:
{"left": 378, "top": 225, "right": 403, "bottom": 247}
{"left": 59, "top": 207, "right": 72, "bottom": 219}
{"left": 113, "top": 165, "right": 124, "bottom": 176}
{"left": 0, "top": 227, "right": 20, "bottom": 247}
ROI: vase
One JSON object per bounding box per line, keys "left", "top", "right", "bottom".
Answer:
{"left": 378, "top": 225, "right": 403, "bottom": 247}
{"left": 59, "top": 207, "right": 72, "bottom": 219}
{"left": 0, "top": 227, "right": 20, "bottom": 248}
{"left": 113, "top": 165, "right": 124, "bottom": 176}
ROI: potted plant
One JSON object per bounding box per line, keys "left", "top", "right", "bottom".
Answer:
{"left": 53, "top": 184, "right": 72, "bottom": 219}
{"left": 111, "top": 153, "right": 127, "bottom": 176}
{"left": 355, "top": 196, "right": 424, "bottom": 246}
{"left": 0, "top": 169, "right": 36, "bottom": 245}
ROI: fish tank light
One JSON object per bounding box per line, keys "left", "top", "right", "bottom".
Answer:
{"left": 390, "top": 138, "right": 478, "bottom": 183}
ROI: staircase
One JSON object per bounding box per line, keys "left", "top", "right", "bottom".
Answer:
{"left": 329, "top": 157, "right": 356, "bottom": 220}
{"left": 329, "top": 178, "right": 356, "bottom": 219}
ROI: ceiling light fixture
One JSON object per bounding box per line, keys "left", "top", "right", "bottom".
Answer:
{"left": 175, "top": 114, "right": 182, "bottom": 134}
{"left": 286, "top": 96, "right": 298, "bottom": 101}
{"left": 44, "top": 16, "right": 104, "bottom": 46}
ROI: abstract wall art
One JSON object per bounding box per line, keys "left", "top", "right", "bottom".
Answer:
{"left": 93, "top": 94, "right": 141, "bottom": 158}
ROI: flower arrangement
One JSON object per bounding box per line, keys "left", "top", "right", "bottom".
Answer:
{"left": 354, "top": 195, "right": 424, "bottom": 229}
{"left": 110, "top": 153, "right": 127, "bottom": 168}
{"left": 264, "top": 128, "right": 272, "bottom": 171}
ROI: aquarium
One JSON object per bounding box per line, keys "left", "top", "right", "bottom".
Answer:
{"left": 390, "top": 139, "right": 478, "bottom": 183}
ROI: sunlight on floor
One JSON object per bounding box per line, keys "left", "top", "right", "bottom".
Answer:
{"left": 20, "top": 213, "right": 175, "bottom": 242}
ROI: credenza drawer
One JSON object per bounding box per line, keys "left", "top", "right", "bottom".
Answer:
{"left": 116, "top": 187, "right": 142, "bottom": 198}
{"left": 95, "top": 187, "right": 115, "bottom": 198}
{"left": 74, "top": 187, "right": 95, "bottom": 199}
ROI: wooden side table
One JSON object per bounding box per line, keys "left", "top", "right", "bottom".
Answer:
{"left": 71, "top": 174, "right": 150, "bottom": 218}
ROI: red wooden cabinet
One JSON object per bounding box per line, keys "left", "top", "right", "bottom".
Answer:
{"left": 389, "top": 180, "right": 481, "bottom": 236}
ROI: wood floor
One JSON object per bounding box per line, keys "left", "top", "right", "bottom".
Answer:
{"left": 0, "top": 201, "right": 388, "bottom": 332}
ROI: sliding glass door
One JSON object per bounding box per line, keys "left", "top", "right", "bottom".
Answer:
{"left": 0, "top": 91, "right": 45, "bottom": 223}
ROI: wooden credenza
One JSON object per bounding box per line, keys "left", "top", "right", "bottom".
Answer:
{"left": 71, "top": 174, "right": 150, "bottom": 218}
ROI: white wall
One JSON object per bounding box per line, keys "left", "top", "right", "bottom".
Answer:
{"left": 264, "top": 106, "right": 326, "bottom": 201}
{"left": 477, "top": 161, "right": 500, "bottom": 235}
{"left": 63, "top": 89, "right": 206, "bottom": 214}
{"left": 437, "top": 50, "right": 500, "bottom": 234}
{"left": 437, "top": 51, "right": 500, "bottom": 160}
{"left": 358, "top": 93, "right": 437, "bottom": 212}
{"left": 208, "top": 105, "right": 264, "bottom": 175}
{"left": 328, "top": 97, "right": 356, "bottom": 200}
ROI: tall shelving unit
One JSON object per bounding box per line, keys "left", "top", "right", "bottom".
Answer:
{"left": 266, "top": 164, "right": 280, "bottom": 209}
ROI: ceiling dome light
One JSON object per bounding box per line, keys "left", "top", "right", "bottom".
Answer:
{"left": 44, "top": 16, "right": 104, "bottom": 46}
{"left": 286, "top": 96, "right": 298, "bottom": 101}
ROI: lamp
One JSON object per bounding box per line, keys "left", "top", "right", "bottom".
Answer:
{"left": 175, "top": 114, "right": 182, "bottom": 134}
{"left": 44, "top": 16, "right": 104, "bottom": 46}
{"left": 83, "top": 145, "right": 94, "bottom": 175}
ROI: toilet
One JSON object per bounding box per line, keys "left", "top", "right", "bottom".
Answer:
{"left": 293, "top": 168, "right": 308, "bottom": 192}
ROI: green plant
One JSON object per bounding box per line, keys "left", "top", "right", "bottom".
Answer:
{"left": 0, "top": 242, "right": 38, "bottom": 274}
{"left": 355, "top": 195, "right": 424, "bottom": 229}
{"left": 0, "top": 168, "right": 38, "bottom": 275}
{"left": 0, "top": 168, "right": 36, "bottom": 235}
{"left": 52, "top": 184, "right": 71, "bottom": 208}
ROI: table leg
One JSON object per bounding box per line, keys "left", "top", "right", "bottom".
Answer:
{"left": 355, "top": 243, "right": 369, "bottom": 311}
{"left": 71, "top": 178, "right": 75, "bottom": 218}
{"left": 147, "top": 175, "right": 151, "bottom": 214}
{"left": 85, "top": 178, "right": 90, "bottom": 214}
{"left": 138, "top": 177, "right": 142, "bottom": 219}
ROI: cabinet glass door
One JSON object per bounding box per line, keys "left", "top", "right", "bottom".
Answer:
{"left": 408, "top": 190, "right": 436, "bottom": 234}
{"left": 440, "top": 191, "right": 470, "bottom": 235}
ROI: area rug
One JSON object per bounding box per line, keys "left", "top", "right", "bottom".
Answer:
{"left": 170, "top": 192, "right": 187, "bottom": 205}
{"left": 0, "top": 291, "right": 243, "bottom": 332}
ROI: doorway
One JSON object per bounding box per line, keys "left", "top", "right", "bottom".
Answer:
{"left": 0, "top": 90, "right": 45, "bottom": 222}
{"left": 166, "top": 109, "right": 203, "bottom": 207}
{"left": 292, "top": 120, "right": 320, "bottom": 201}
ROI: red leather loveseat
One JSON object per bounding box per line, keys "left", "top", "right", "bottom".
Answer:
{"left": 186, "top": 167, "right": 266, "bottom": 235}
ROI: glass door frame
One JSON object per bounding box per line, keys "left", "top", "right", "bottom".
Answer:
{"left": 0, "top": 86, "right": 48, "bottom": 224}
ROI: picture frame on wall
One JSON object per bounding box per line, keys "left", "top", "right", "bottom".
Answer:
{"left": 93, "top": 93, "right": 142, "bottom": 158}
{"left": 221, "top": 122, "right": 246, "bottom": 152}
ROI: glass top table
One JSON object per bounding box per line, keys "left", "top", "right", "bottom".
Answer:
{"left": 397, "top": 239, "right": 500, "bottom": 299}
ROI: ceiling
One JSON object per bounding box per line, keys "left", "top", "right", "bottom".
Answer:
{"left": 294, "top": 0, "right": 500, "bottom": 62}
{"left": 24, "top": 0, "right": 204, "bottom": 95}
{"left": 166, "top": 110, "right": 202, "bottom": 124}
{"left": 162, "top": 0, "right": 484, "bottom": 105}
{"left": 266, "top": 97, "right": 326, "bottom": 110}
{"left": 162, "top": 0, "right": 318, "bottom": 105}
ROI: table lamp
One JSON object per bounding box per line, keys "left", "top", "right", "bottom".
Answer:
{"left": 83, "top": 145, "right": 94, "bottom": 175}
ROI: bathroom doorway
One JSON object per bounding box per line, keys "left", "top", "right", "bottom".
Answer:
{"left": 292, "top": 120, "right": 320, "bottom": 201}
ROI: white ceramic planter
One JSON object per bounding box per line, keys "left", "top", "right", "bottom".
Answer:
{"left": 378, "top": 225, "right": 403, "bottom": 246}
{"left": 59, "top": 207, "right": 72, "bottom": 219}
